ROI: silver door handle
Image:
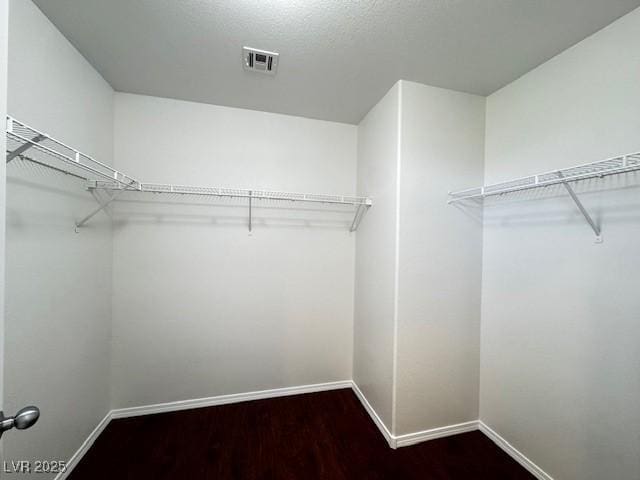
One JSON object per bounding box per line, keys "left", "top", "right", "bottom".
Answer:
{"left": 0, "top": 406, "right": 40, "bottom": 438}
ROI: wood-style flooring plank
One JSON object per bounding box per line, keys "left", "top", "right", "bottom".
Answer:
{"left": 69, "top": 389, "right": 535, "bottom": 479}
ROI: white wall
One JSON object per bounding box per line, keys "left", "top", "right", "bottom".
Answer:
{"left": 110, "top": 93, "right": 356, "bottom": 408}
{"left": 481, "top": 7, "right": 640, "bottom": 480}
{"left": 4, "top": 0, "right": 114, "bottom": 476}
{"left": 0, "top": 0, "right": 8, "bottom": 438}
{"left": 396, "top": 81, "right": 484, "bottom": 435}
{"left": 353, "top": 83, "right": 400, "bottom": 432}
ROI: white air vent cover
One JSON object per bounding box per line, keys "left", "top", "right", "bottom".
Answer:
{"left": 243, "top": 47, "right": 279, "bottom": 75}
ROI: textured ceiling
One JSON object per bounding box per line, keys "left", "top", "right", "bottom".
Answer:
{"left": 31, "top": 0, "right": 640, "bottom": 124}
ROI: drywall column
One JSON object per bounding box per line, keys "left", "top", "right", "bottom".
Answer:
{"left": 353, "top": 82, "right": 401, "bottom": 436}
{"left": 481, "top": 7, "right": 640, "bottom": 480}
{"left": 4, "top": 0, "right": 114, "bottom": 477}
{"left": 395, "top": 81, "right": 485, "bottom": 436}
{"left": 354, "top": 80, "right": 484, "bottom": 440}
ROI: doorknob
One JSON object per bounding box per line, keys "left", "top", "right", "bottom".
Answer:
{"left": 0, "top": 406, "right": 40, "bottom": 438}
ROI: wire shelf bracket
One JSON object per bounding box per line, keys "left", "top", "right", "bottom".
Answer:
{"left": 6, "top": 133, "right": 46, "bottom": 163}
{"left": 557, "top": 171, "right": 602, "bottom": 243}
{"left": 6, "top": 115, "right": 373, "bottom": 232}
{"left": 350, "top": 203, "right": 370, "bottom": 232}
{"left": 248, "top": 190, "right": 253, "bottom": 233}
{"left": 448, "top": 151, "right": 640, "bottom": 243}
{"left": 75, "top": 180, "right": 139, "bottom": 232}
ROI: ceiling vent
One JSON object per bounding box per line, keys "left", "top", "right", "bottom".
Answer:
{"left": 243, "top": 47, "right": 279, "bottom": 75}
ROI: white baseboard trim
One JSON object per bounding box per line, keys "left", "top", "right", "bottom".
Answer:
{"left": 56, "top": 381, "right": 552, "bottom": 480}
{"left": 55, "top": 411, "right": 112, "bottom": 480}
{"left": 350, "top": 381, "right": 396, "bottom": 448}
{"left": 111, "top": 380, "right": 353, "bottom": 419}
{"left": 479, "top": 421, "right": 554, "bottom": 480}
{"left": 351, "top": 381, "right": 480, "bottom": 449}
{"left": 58, "top": 380, "right": 353, "bottom": 478}
{"left": 395, "top": 420, "right": 479, "bottom": 448}
{"left": 350, "top": 382, "right": 482, "bottom": 449}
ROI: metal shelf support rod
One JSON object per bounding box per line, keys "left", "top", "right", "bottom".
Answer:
{"left": 557, "top": 171, "right": 601, "bottom": 241}
{"left": 248, "top": 190, "right": 252, "bottom": 232}
{"left": 6, "top": 134, "right": 46, "bottom": 163}
{"left": 76, "top": 181, "right": 137, "bottom": 230}
{"left": 350, "top": 204, "right": 370, "bottom": 233}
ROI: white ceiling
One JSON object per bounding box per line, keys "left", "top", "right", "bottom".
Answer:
{"left": 31, "top": 0, "right": 640, "bottom": 124}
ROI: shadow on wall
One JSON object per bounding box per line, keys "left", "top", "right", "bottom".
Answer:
{"left": 6, "top": 164, "right": 107, "bottom": 231}
{"left": 7, "top": 162, "right": 89, "bottom": 201}
{"left": 110, "top": 196, "right": 359, "bottom": 231}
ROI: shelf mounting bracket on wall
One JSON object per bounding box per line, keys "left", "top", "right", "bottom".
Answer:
{"left": 88, "top": 189, "right": 113, "bottom": 218}
{"left": 248, "top": 190, "right": 253, "bottom": 233}
{"left": 75, "top": 180, "right": 137, "bottom": 232}
{"left": 6, "top": 134, "right": 45, "bottom": 163}
{"left": 6, "top": 118, "right": 46, "bottom": 163}
{"left": 557, "top": 171, "right": 602, "bottom": 243}
{"left": 349, "top": 203, "right": 370, "bottom": 233}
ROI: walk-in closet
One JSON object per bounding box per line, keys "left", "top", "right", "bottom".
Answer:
{"left": 0, "top": 1, "right": 638, "bottom": 479}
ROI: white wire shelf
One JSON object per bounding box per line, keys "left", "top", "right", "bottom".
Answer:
{"left": 6, "top": 116, "right": 140, "bottom": 189}
{"left": 448, "top": 151, "right": 640, "bottom": 203}
{"left": 87, "top": 180, "right": 372, "bottom": 206}
{"left": 5, "top": 115, "right": 372, "bottom": 232}
{"left": 448, "top": 150, "right": 640, "bottom": 243}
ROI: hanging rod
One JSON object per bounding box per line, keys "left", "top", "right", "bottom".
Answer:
{"left": 448, "top": 150, "right": 640, "bottom": 242}
{"left": 5, "top": 115, "right": 372, "bottom": 232}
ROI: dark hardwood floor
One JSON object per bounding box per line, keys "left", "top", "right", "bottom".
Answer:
{"left": 69, "top": 389, "right": 534, "bottom": 479}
